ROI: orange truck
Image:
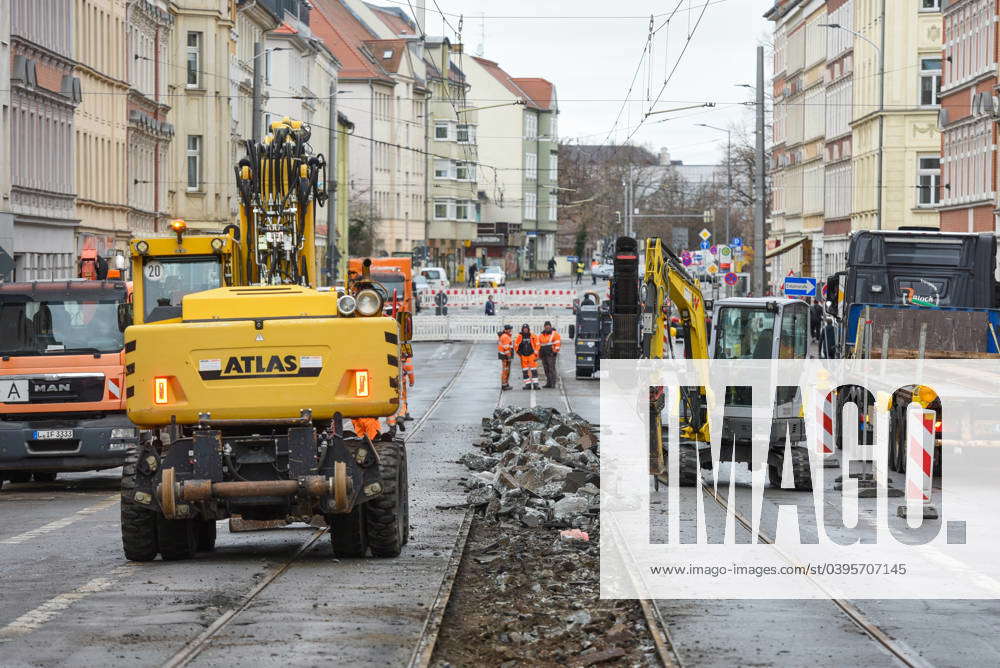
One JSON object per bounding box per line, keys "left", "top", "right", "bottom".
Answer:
{"left": 0, "top": 278, "right": 136, "bottom": 488}
{"left": 349, "top": 257, "right": 413, "bottom": 315}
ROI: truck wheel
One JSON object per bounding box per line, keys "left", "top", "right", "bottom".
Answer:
{"left": 33, "top": 472, "right": 57, "bottom": 483}
{"left": 121, "top": 450, "right": 159, "bottom": 561}
{"left": 366, "top": 441, "right": 408, "bottom": 557}
{"left": 196, "top": 520, "right": 217, "bottom": 552}
{"left": 157, "top": 517, "right": 197, "bottom": 561}
{"left": 328, "top": 506, "right": 368, "bottom": 558}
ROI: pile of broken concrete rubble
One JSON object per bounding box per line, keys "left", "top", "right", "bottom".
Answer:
{"left": 460, "top": 406, "right": 600, "bottom": 530}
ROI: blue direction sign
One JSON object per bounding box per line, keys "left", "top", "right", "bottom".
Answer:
{"left": 567, "top": 255, "right": 578, "bottom": 263}
{"left": 783, "top": 276, "right": 818, "bottom": 297}
{"left": 699, "top": 240, "right": 710, "bottom": 250}
{"left": 732, "top": 237, "right": 743, "bottom": 248}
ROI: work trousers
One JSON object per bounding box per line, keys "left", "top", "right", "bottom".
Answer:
{"left": 519, "top": 354, "right": 539, "bottom": 386}
{"left": 500, "top": 357, "right": 511, "bottom": 386}
{"left": 540, "top": 351, "right": 558, "bottom": 386}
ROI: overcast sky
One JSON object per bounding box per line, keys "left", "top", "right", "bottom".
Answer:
{"left": 419, "top": 0, "right": 774, "bottom": 165}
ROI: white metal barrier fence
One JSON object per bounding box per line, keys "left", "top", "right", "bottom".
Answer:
{"left": 417, "top": 288, "right": 576, "bottom": 311}
{"left": 413, "top": 314, "right": 577, "bottom": 341}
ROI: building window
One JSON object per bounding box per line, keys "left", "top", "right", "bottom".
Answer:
{"left": 186, "top": 32, "right": 202, "bottom": 87}
{"left": 525, "top": 152, "right": 537, "bottom": 180}
{"left": 524, "top": 113, "right": 538, "bottom": 138}
{"left": 434, "top": 121, "right": 450, "bottom": 140}
{"left": 433, "top": 199, "right": 450, "bottom": 220}
{"left": 455, "top": 200, "right": 470, "bottom": 221}
{"left": 456, "top": 162, "right": 473, "bottom": 181}
{"left": 917, "top": 155, "right": 940, "bottom": 206}
{"left": 434, "top": 159, "right": 451, "bottom": 179}
{"left": 524, "top": 192, "right": 537, "bottom": 220}
{"left": 456, "top": 124, "right": 475, "bottom": 144}
{"left": 186, "top": 135, "right": 201, "bottom": 190}
{"left": 548, "top": 198, "right": 557, "bottom": 221}
{"left": 549, "top": 154, "right": 558, "bottom": 182}
{"left": 920, "top": 58, "right": 942, "bottom": 106}
{"left": 919, "top": 0, "right": 940, "bottom": 10}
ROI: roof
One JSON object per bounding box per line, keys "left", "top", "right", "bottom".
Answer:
{"left": 511, "top": 77, "right": 555, "bottom": 111}
{"left": 471, "top": 56, "right": 532, "bottom": 104}
{"left": 364, "top": 38, "right": 407, "bottom": 73}
{"left": 310, "top": 0, "right": 393, "bottom": 82}
{"left": 366, "top": 3, "right": 418, "bottom": 36}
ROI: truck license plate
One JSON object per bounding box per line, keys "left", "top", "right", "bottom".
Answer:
{"left": 1, "top": 379, "right": 29, "bottom": 403}
{"left": 33, "top": 429, "right": 73, "bottom": 440}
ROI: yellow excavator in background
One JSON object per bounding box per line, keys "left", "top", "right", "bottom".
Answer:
{"left": 120, "top": 118, "right": 410, "bottom": 561}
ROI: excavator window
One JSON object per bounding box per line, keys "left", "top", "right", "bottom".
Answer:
{"left": 142, "top": 256, "right": 221, "bottom": 323}
{"left": 713, "top": 307, "right": 777, "bottom": 360}
{"left": 778, "top": 305, "right": 809, "bottom": 359}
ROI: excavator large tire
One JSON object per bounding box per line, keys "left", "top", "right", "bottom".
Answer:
{"left": 366, "top": 440, "right": 409, "bottom": 558}
{"left": 121, "top": 448, "right": 159, "bottom": 562}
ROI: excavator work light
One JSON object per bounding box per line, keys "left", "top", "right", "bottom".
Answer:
{"left": 356, "top": 289, "right": 383, "bottom": 317}
{"left": 154, "top": 377, "right": 169, "bottom": 405}
{"left": 354, "top": 371, "right": 370, "bottom": 397}
{"left": 338, "top": 294, "right": 357, "bottom": 316}
{"left": 211, "top": 237, "right": 224, "bottom": 251}
{"left": 135, "top": 240, "right": 149, "bottom": 255}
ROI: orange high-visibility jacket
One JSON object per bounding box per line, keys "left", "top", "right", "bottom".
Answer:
{"left": 539, "top": 330, "right": 561, "bottom": 354}
{"left": 402, "top": 355, "right": 415, "bottom": 386}
{"left": 514, "top": 332, "right": 540, "bottom": 357}
{"left": 352, "top": 418, "right": 380, "bottom": 441}
{"left": 498, "top": 331, "right": 513, "bottom": 357}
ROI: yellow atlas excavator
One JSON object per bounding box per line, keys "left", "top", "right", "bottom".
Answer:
{"left": 119, "top": 118, "right": 411, "bottom": 561}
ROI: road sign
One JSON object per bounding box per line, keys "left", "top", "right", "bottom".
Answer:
{"left": 709, "top": 244, "right": 717, "bottom": 255}
{"left": 699, "top": 228, "right": 711, "bottom": 241}
{"left": 707, "top": 264, "right": 719, "bottom": 275}
{"left": 699, "top": 240, "right": 710, "bottom": 250}
{"left": 732, "top": 237, "right": 742, "bottom": 248}
{"left": 719, "top": 245, "right": 732, "bottom": 258}
{"left": 567, "top": 255, "right": 578, "bottom": 263}
{"left": 682, "top": 255, "right": 692, "bottom": 266}
{"left": 724, "top": 271, "right": 738, "bottom": 286}
{"left": 783, "top": 276, "right": 818, "bottom": 297}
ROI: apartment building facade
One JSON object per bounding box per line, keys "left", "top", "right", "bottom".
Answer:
{"left": 8, "top": 0, "right": 81, "bottom": 280}
{"left": 126, "top": 0, "right": 174, "bottom": 241}
{"left": 766, "top": 0, "right": 943, "bottom": 285}
{"left": 74, "top": 0, "right": 130, "bottom": 258}
{"left": 939, "top": 0, "right": 998, "bottom": 232}
{"left": 1, "top": 3, "right": 12, "bottom": 273}
{"left": 463, "top": 57, "right": 559, "bottom": 274}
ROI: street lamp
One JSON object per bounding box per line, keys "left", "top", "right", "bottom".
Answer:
{"left": 820, "top": 22, "right": 884, "bottom": 230}
{"left": 696, "top": 123, "right": 732, "bottom": 243}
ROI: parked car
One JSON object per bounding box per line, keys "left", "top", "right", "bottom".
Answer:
{"left": 419, "top": 266, "right": 449, "bottom": 290}
{"left": 592, "top": 262, "right": 614, "bottom": 279}
{"left": 413, "top": 274, "right": 430, "bottom": 313}
{"left": 475, "top": 265, "right": 506, "bottom": 287}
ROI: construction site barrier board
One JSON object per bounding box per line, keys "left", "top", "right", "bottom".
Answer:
{"left": 413, "top": 315, "right": 577, "bottom": 342}
{"left": 417, "top": 288, "right": 576, "bottom": 311}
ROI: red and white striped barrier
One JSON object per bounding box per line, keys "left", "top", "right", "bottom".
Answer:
{"left": 817, "top": 388, "right": 839, "bottom": 468}
{"left": 417, "top": 288, "right": 575, "bottom": 310}
{"left": 897, "top": 408, "right": 939, "bottom": 521}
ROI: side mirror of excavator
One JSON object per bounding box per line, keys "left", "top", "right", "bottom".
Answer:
{"left": 397, "top": 310, "right": 413, "bottom": 342}
{"left": 117, "top": 303, "right": 134, "bottom": 333}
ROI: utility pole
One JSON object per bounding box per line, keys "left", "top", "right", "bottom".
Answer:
{"left": 753, "top": 45, "right": 766, "bottom": 298}
{"left": 326, "top": 80, "right": 338, "bottom": 285}
{"left": 725, "top": 131, "right": 732, "bottom": 243}
{"left": 252, "top": 41, "right": 263, "bottom": 142}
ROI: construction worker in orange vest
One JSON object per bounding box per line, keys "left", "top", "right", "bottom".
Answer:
{"left": 351, "top": 417, "right": 381, "bottom": 442}
{"left": 385, "top": 352, "right": 415, "bottom": 437}
{"left": 497, "top": 324, "right": 513, "bottom": 390}
{"left": 514, "top": 323, "right": 541, "bottom": 390}
{"left": 538, "top": 320, "right": 562, "bottom": 388}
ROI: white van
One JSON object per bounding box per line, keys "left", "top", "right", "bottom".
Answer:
{"left": 419, "top": 266, "right": 450, "bottom": 290}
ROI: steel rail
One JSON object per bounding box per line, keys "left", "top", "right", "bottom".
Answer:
{"left": 557, "top": 375, "right": 682, "bottom": 668}
{"left": 161, "top": 342, "right": 478, "bottom": 668}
